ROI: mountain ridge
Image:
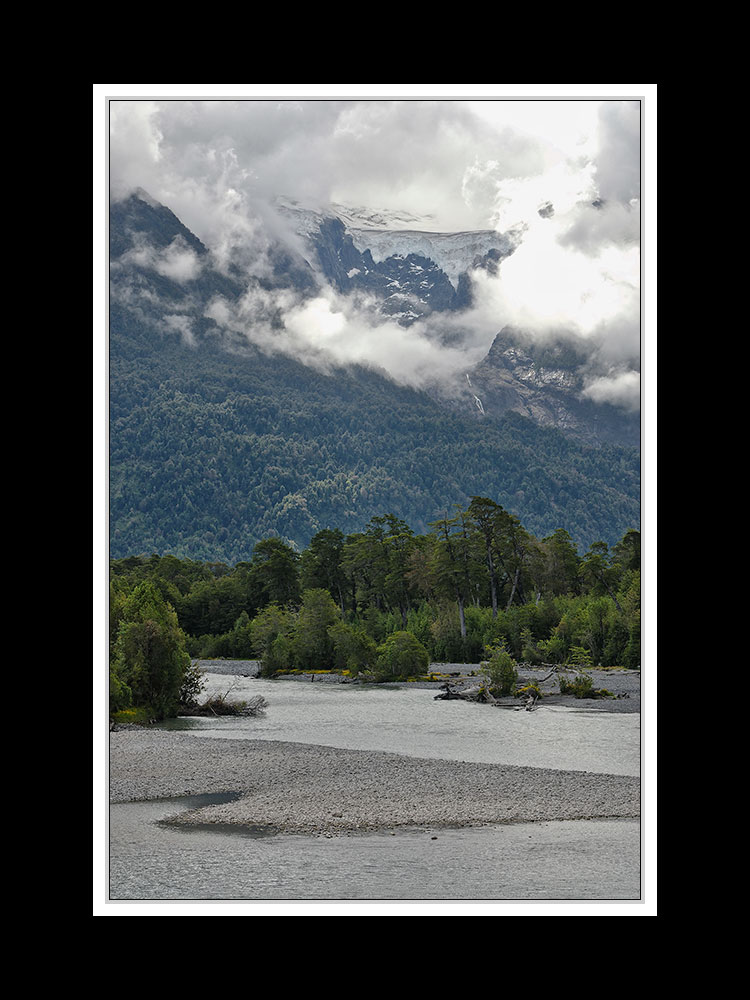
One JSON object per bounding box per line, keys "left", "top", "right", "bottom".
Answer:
{"left": 108, "top": 189, "right": 640, "bottom": 561}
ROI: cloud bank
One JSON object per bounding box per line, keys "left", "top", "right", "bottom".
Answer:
{"left": 109, "top": 97, "right": 642, "bottom": 408}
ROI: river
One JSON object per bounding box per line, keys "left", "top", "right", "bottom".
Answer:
{"left": 107, "top": 675, "right": 643, "bottom": 907}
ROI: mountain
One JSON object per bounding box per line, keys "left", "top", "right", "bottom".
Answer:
{"left": 275, "top": 197, "right": 521, "bottom": 324}
{"left": 442, "top": 328, "right": 641, "bottom": 449}
{"left": 274, "top": 198, "right": 639, "bottom": 448}
{"left": 108, "top": 190, "right": 640, "bottom": 562}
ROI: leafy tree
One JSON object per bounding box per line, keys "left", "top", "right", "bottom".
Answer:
{"left": 328, "top": 621, "right": 377, "bottom": 674}
{"left": 109, "top": 666, "right": 132, "bottom": 713}
{"left": 623, "top": 608, "right": 641, "bottom": 669}
{"left": 111, "top": 581, "right": 191, "bottom": 719}
{"left": 579, "top": 541, "right": 624, "bottom": 612}
{"left": 535, "top": 528, "right": 581, "bottom": 597}
{"left": 342, "top": 515, "right": 417, "bottom": 625}
{"left": 251, "top": 603, "right": 295, "bottom": 676}
{"left": 374, "top": 631, "right": 429, "bottom": 680}
{"left": 176, "top": 572, "right": 248, "bottom": 637}
{"left": 179, "top": 660, "right": 206, "bottom": 710}
{"left": 491, "top": 506, "right": 536, "bottom": 609}
{"left": 300, "top": 528, "right": 348, "bottom": 612}
{"left": 428, "top": 509, "right": 478, "bottom": 639}
{"left": 290, "top": 589, "right": 341, "bottom": 669}
{"left": 466, "top": 496, "right": 504, "bottom": 617}
{"left": 612, "top": 529, "right": 641, "bottom": 572}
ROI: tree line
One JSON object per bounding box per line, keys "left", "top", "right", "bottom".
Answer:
{"left": 109, "top": 497, "right": 640, "bottom": 721}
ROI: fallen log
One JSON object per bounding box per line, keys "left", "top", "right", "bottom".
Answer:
{"left": 434, "top": 682, "right": 465, "bottom": 700}
{"left": 434, "top": 682, "right": 495, "bottom": 703}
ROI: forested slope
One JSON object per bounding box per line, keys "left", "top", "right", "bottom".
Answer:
{"left": 109, "top": 325, "right": 640, "bottom": 562}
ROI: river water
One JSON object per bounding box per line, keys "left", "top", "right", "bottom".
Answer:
{"left": 108, "top": 675, "right": 643, "bottom": 907}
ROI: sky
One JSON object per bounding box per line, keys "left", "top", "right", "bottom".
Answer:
{"left": 100, "top": 86, "right": 653, "bottom": 409}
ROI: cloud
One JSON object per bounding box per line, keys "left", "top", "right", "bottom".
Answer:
{"left": 204, "top": 283, "right": 491, "bottom": 388}
{"left": 162, "top": 314, "right": 197, "bottom": 346}
{"left": 581, "top": 370, "right": 641, "bottom": 412}
{"left": 110, "top": 99, "right": 558, "bottom": 237}
{"left": 109, "top": 97, "right": 642, "bottom": 410}
{"left": 116, "top": 233, "right": 203, "bottom": 284}
{"left": 451, "top": 101, "right": 642, "bottom": 405}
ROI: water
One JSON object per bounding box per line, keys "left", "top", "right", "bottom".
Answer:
{"left": 109, "top": 798, "right": 640, "bottom": 902}
{"left": 160, "top": 675, "right": 640, "bottom": 776}
{"left": 108, "top": 676, "right": 642, "bottom": 905}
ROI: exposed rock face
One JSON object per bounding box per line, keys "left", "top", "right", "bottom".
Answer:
{"left": 444, "top": 329, "right": 640, "bottom": 449}
{"left": 278, "top": 200, "right": 519, "bottom": 325}
{"left": 110, "top": 190, "right": 640, "bottom": 450}
{"left": 278, "top": 203, "right": 639, "bottom": 449}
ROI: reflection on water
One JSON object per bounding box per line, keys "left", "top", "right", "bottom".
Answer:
{"left": 159, "top": 675, "right": 640, "bottom": 777}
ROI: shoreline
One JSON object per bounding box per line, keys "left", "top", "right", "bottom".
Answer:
{"left": 109, "top": 729, "right": 640, "bottom": 837}
{"left": 190, "top": 661, "right": 641, "bottom": 715}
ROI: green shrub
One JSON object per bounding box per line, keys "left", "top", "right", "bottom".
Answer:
{"left": 559, "top": 672, "right": 593, "bottom": 698}
{"left": 111, "top": 706, "right": 153, "bottom": 726}
{"left": 374, "top": 631, "right": 429, "bottom": 681}
{"left": 481, "top": 645, "right": 518, "bottom": 696}
{"left": 568, "top": 645, "right": 593, "bottom": 666}
{"left": 515, "top": 682, "right": 542, "bottom": 701}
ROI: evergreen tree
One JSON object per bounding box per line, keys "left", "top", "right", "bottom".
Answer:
{"left": 248, "top": 537, "right": 301, "bottom": 609}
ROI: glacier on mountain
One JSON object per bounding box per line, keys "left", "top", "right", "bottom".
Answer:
{"left": 274, "top": 196, "right": 522, "bottom": 288}
{"left": 347, "top": 226, "right": 521, "bottom": 286}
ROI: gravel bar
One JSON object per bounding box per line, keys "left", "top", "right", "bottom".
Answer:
{"left": 109, "top": 730, "right": 640, "bottom": 836}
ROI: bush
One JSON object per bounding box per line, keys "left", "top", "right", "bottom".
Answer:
{"left": 568, "top": 645, "right": 594, "bottom": 666}
{"left": 480, "top": 645, "right": 518, "bottom": 696}
{"left": 560, "top": 672, "right": 592, "bottom": 697}
{"left": 112, "top": 582, "right": 192, "bottom": 720}
{"left": 179, "top": 660, "right": 206, "bottom": 710}
{"left": 374, "top": 631, "right": 429, "bottom": 681}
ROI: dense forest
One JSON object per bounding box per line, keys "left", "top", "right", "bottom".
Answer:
{"left": 109, "top": 498, "right": 641, "bottom": 721}
{"left": 109, "top": 324, "right": 640, "bottom": 563}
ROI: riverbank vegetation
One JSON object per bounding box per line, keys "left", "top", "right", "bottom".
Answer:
{"left": 109, "top": 498, "right": 640, "bottom": 720}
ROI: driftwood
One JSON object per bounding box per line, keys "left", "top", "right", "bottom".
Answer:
{"left": 434, "top": 682, "right": 465, "bottom": 701}
{"left": 435, "top": 680, "right": 538, "bottom": 710}
{"left": 434, "top": 682, "right": 495, "bottom": 703}
{"left": 188, "top": 693, "right": 268, "bottom": 717}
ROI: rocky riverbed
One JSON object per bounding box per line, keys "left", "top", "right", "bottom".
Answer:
{"left": 109, "top": 663, "right": 641, "bottom": 837}
{"left": 109, "top": 729, "right": 640, "bottom": 837}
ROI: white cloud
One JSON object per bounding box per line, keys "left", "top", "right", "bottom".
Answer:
{"left": 582, "top": 370, "right": 641, "bottom": 411}
{"left": 118, "top": 235, "right": 203, "bottom": 284}
{"left": 205, "top": 283, "right": 491, "bottom": 388}
{"left": 108, "top": 95, "right": 644, "bottom": 410}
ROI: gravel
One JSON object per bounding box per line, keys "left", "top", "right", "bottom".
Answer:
{"left": 110, "top": 665, "right": 641, "bottom": 836}
{"left": 109, "top": 728, "right": 640, "bottom": 837}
